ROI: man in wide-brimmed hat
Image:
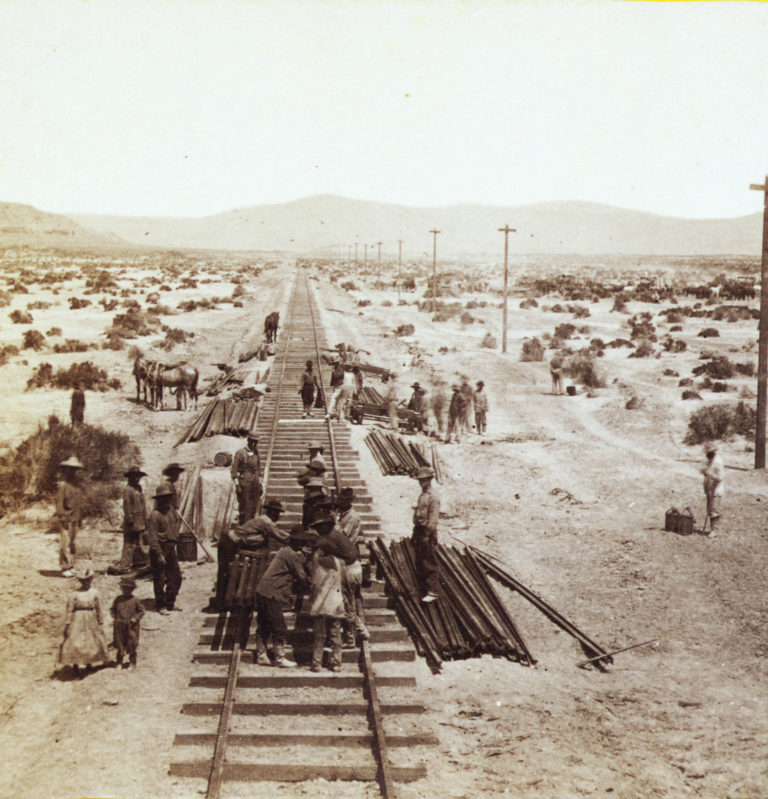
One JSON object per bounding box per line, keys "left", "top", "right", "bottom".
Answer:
{"left": 334, "top": 487, "right": 369, "bottom": 647}
{"left": 110, "top": 465, "right": 148, "bottom": 575}
{"left": 56, "top": 456, "right": 85, "bottom": 577}
{"left": 146, "top": 482, "right": 182, "bottom": 615}
{"left": 411, "top": 465, "right": 440, "bottom": 602}
{"left": 473, "top": 380, "right": 489, "bottom": 436}
{"left": 445, "top": 385, "right": 466, "bottom": 444}
{"left": 231, "top": 432, "right": 262, "bottom": 524}
{"left": 253, "top": 524, "right": 315, "bottom": 668}
{"left": 162, "top": 462, "right": 186, "bottom": 510}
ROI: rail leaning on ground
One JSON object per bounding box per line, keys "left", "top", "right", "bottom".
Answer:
{"left": 169, "top": 269, "right": 437, "bottom": 799}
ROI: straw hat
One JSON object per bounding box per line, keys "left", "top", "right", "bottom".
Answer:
{"left": 338, "top": 487, "right": 355, "bottom": 501}
{"left": 307, "top": 441, "right": 324, "bottom": 452}
{"left": 60, "top": 456, "right": 84, "bottom": 469}
{"left": 153, "top": 482, "right": 174, "bottom": 498}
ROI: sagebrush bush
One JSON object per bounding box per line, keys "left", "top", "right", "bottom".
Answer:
{"left": 481, "top": 333, "right": 497, "bottom": 349}
{"left": 554, "top": 323, "right": 576, "bottom": 340}
{"left": 564, "top": 351, "right": 605, "bottom": 388}
{"left": 68, "top": 297, "right": 91, "bottom": 310}
{"left": 394, "top": 324, "right": 415, "bottom": 337}
{"left": 629, "top": 339, "right": 654, "bottom": 358}
{"left": 26, "top": 361, "right": 121, "bottom": 392}
{"left": 22, "top": 330, "right": 45, "bottom": 351}
{"left": 109, "top": 308, "right": 160, "bottom": 338}
{"left": 460, "top": 312, "right": 475, "bottom": 325}
{"left": 698, "top": 327, "right": 720, "bottom": 338}
{"left": 520, "top": 337, "right": 545, "bottom": 362}
{"left": 0, "top": 414, "right": 139, "bottom": 519}
{"left": 684, "top": 401, "right": 755, "bottom": 444}
{"left": 9, "top": 309, "right": 33, "bottom": 324}
{"left": 692, "top": 356, "right": 734, "bottom": 380}
{"left": 46, "top": 326, "right": 62, "bottom": 337}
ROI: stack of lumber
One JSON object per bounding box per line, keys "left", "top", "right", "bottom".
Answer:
{"left": 364, "top": 430, "right": 443, "bottom": 481}
{"left": 175, "top": 399, "right": 260, "bottom": 445}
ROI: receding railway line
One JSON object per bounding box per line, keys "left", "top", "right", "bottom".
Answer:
{"left": 169, "top": 270, "right": 437, "bottom": 798}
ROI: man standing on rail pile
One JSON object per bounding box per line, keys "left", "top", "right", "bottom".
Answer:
{"left": 412, "top": 465, "right": 440, "bottom": 603}
{"left": 231, "top": 432, "right": 262, "bottom": 524}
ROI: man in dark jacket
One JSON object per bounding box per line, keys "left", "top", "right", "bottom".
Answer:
{"left": 231, "top": 432, "right": 262, "bottom": 523}
{"left": 146, "top": 483, "right": 182, "bottom": 615}
{"left": 253, "top": 525, "right": 315, "bottom": 667}
{"left": 111, "top": 466, "right": 148, "bottom": 574}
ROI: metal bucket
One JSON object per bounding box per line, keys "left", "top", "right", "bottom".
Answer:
{"left": 177, "top": 533, "right": 198, "bottom": 561}
{"left": 677, "top": 508, "right": 695, "bottom": 536}
{"left": 665, "top": 508, "right": 679, "bottom": 532}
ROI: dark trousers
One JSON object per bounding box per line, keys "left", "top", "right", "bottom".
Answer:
{"left": 237, "top": 480, "right": 262, "bottom": 524}
{"left": 117, "top": 528, "right": 148, "bottom": 570}
{"left": 150, "top": 540, "right": 182, "bottom": 610}
{"left": 256, "top": 594, "right": 288, "bottom": 646}
{"left": 214, "top": 535, "right": 238, "bottom": 608}
{"left": 412, "top": 525, "right": 439, "bottom": 596}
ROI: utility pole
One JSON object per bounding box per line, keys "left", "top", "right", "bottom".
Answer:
{"left": 364, "top": 243, "right": 368, "bottom": 276}
{"left": 354, "top": 242, "right": 358, "bottom": 279}
{"left": 397, "top": 239, "right": 403, "bottom": 302}
{"left": 377, "top": 241, "right": 383, "bottom": 287}
{"left": 751, "top": 177, "right": 768, "bottom": 468}
{"left": 498, "top": 225, "right": 517, "bottom": 354}
{"left": 429, "top": 229, "right": 440, "bottom": 296}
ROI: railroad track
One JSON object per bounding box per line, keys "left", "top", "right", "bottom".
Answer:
{"left": 170, "top": 270, "right": 437, "bottom": 798}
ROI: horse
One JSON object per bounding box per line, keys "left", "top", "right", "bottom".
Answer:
{"left": 264, "top": 311, "right": 279, "bottom": 344}
{"left": 151, "top": 363, "right": 199, "bottom": 410}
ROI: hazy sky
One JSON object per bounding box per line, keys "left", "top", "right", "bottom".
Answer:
{"left": 2, "top": 0, "right": 768, "bottom": 220}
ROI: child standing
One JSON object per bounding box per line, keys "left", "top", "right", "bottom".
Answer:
{"left": 111, "top": 577, "right": 144, "bottom": 669}
{"left": 58, "top": 565, "right": 110, "bottom": 677}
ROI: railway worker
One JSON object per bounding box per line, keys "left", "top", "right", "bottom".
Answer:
{"left": 231, "top": 432, "right": 262, "bottom": 524}
{"left": 473, "top": 381, "right": 489, "bottom": 436}
{"left": 382, "top": 372, "right": 400, "bottom": 431}
{"left": 253, "top": 525, "right": 315, "bottom": 668}
{"left": 299, "top": 360, "right": 320, "bottom": 418}
{"left": 335, "top": 488, "right": 369, "bottom": 647}
{"left": 550, "top": 355, "right": 564, "bottom": 395}
{"left": 458, "top": 376, "right": 474, "bottom": 435}
{"left": 56, "top": 456, "right": 85, "bottom": 578}
{"left": 409, "top": 385, "right": 430, "bottom": 433}
{"left": 70, "top": 385, "right": 85, "bottom": 426}
{"left": 146, "top": 483, "right": 182, "bottom": 615}
{"left": 325, "top": 360, "right": 346, "bottom": 420}
{"left": 307, "top": 440, "right": 326, "bottom": 470}
{"left": 213, "top": 497, "right": 288, "bottom": 610}
{"left": 110, "top": 465, "right": 148, "bottom": 575}
{"left": 406, "top": 382, "right": 422, "bottom": 411}
{"left": 702, "top": 445, "right": 724, "bottom": 537}
{"left": 444, "top": 386, "right": 466, "bottom": 444}
{"left": 352, "top": 365, "right": 364, "bottom": 399}
{"left": 162, "top": 462, "right": 186, "bottom": 510}
{"left": 412, "top": 465, "right": 440, "bottom": 603}
{"left": 308, "top": 514, "right": 349, "bottom": 672}
{"left": 303, "top": 477, "right": 328, "bottom": 528}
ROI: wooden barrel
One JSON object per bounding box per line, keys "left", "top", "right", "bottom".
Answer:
{"left": 177, "top": 533, "right": 198, "bottom": 561}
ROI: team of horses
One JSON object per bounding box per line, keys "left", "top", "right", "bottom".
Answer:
{"left": 133, "top": 356, "right": 199, "bottom": 410}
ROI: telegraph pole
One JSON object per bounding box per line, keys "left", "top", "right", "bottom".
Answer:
{"left": 498, "top": 225, "right": 517, "bottom": 354}
{"left": 376, "top": 241, "right": 383, "bottom": 286}
{"left": 364, "top": 243, "right": 368, "bottom": 276}
{"left": 354, "top": 242, "right": 358, "bottom": 279}
{"left": 750, "top": 177, "right": 768, "bottom": 467}
{"left": 429, "top": 229, "right": 440, "bottom": 296}
{"left": 397, "top": 239, "right": 403, "bottom": 301}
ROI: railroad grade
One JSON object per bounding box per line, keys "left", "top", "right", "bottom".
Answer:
{"left": 170, "top": 270, "right": 437, "bottom": 798}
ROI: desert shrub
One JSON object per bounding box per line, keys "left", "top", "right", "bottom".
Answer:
{"left": 53, "top": 339, "right": 91, "bottom": 354}
{"left": 26, "top": 361, "right": 121, "bottom": 392}
{"left": 180, "top": 277, "right": 198, "bottom": 289}
{"left": 100, "top": 297, "right": 119, "bottom": 311}
{"left": 460, "top": 312, "right": 475, "bottom": 325}
{"left": 232, "top": 284, "right": 246, "bottom": 298}
{"left": 670, "top": 325, "right": 683, "bottom": 332}
{"left": 0, "top": 290, "right": 11, "bottom": 307}
{"left": 550, "top": 304, "right": 565, "bottom": 313}
{"left": 157, "top": 327, "right": 195, "bottom": 350}
{"left": 357, "top": 299, "right": 371, "bottom": 307}
{"left": 340, "top": 281, "right": 357, "bottom": 291}
{"left": 712, "top": 382, "right": 730, "bottom": 393}
{"left": 629, "top": 339, "right": 654, "bottom": 358}
{"left": 108, "top": 308, "right": 160, "bottom": 338}
{"left": 27, "top": 300, "right": 51, "bottom": 310}
{"left": 233, "top": 301, "right": 243, "bottom": 308}
{"left": 661, "top": 336, "right": 687, "bottom": 353}
{"left": 629, "top": 314, "right": 656, "bottom": 341}
{"left": 607, "top": 338, "right": 635, "bottom": 349}
{"left": 554, "top": 323, "right": 576, "bottom": 340}
{"left": 678, "top": 377, "right": 693, "bottom": 387}
{"left": 682, "top": 390, "right": 703, "bottom": 400}
{"left": 22, "top": 330, "right": 45, "bottom": 351}
{"left": 381, "top": 300, "right": 393, "bottom": 307}
{"left": 9, "top": 309, "right": 33, "bottom": 324}
{"left": 395, "top": 324, "right": 415, "bottom": 337}
{"left": 519, "top": 298, "right": 538, "bottom": 310}
{"left": 0, "top": 414, "right": 139, "bottom": 519}
{"left": 665, "top": 311, "right": 684, "bottom": 324}
{"left": 699, "top": 377, "right": 713, "bottom": 390}
{"left": 692, "top": 356, "right": 734, "bottom": 380}
{"left": 611, "top": 295, "right": 628, "bottom": 313}
{"left": 572, "top": 305, "right": 590, "bottom": 319}
{"left": 465, "top": 300, "right": 478, "bottom": 309}
{"left": 68, "top": 297, "right": 91, "bottom": 310}
{"left": 684, "top": 401, "right": 756, "bottom": 444}
{"left": 418, "top": 299, "right": 445, "bottom": 313}
{"left": 589, "top": 338, "right": 605, "bottom": 351}
{"left": 734, "top": 361, "right": 755, "bottom": 376}
{"left": 12, "top": 282, "right": 29, "bottom": 294}
{"left": 0, "top": 344, "right": 20, "bottom": 366}
{"left": 481, "top": 333, "right": 497, "bottom": 349}
{"left": 711, "top": 305, "right": 752, "bottom": 322}
{"left": 46, "top": 326, "right": 62, "bottom": 337}
{"left": 564, "top": 351, "right": 605, "bottom": 388}
{"left": 663, "top": 369, "right": 679, "bottom": 377}
{"left": 121, "top": 298, "right": 141, "bottom": 311}
{"left": 520, "top": 337, "right": 545, "bottom": 362}
{"left": 698, "top": 327, "right": 720, "bottom": 338}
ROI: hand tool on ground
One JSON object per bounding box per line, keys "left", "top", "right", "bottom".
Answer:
{"left": 176, "top": 509, "right": 215, "bottom": 562}
{"left": 576, "top": 638, "right": 659, "bottom": 669}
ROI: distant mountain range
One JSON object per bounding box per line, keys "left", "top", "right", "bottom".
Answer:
{"left": 0, "top": 202, "right": 126, "bottom": 250}
{"left": 0, "top": 195, "right": 761, "bottom": 255}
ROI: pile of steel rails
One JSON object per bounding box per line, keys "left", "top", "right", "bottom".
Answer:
{"left": 221, "top": 550, "right": 266, "bottom": 608}
{"left": 364, "top": 429, "right": 444, "bottom": 481}
{"left": 206, "top": 365, "right": 269, "bottom": 396}
{"left": 175, "top": 399, "right": 261, "bottom": 445}
{"left": 368, "top": 538, "right": 534, "bottom": 672}
{"left": 369, "top": 538, "right": 612, "bottom": 673}
{"left": 356, "top": 386, "right": 384, "bottom": 404}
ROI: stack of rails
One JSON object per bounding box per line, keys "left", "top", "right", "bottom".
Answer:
{"left": 356, "top": 386, "right": 384, "bottom": 404}
{"left": 205, "top": 365, "right": 255, "bottom": 396}
{"left": 369, "top": 539, "right": 535, "bottom": 672}
{"left": 365, "top": 430, "right": 444, "bottom": 481}
{"left": 175, "top": 399, "right": 261, "bottom": 445}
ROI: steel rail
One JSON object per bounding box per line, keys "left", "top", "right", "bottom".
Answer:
{"left": 303, "top": 273, "right": 397, "bottom": 799}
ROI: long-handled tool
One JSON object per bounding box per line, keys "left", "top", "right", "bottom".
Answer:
{"left": 576, "top": 638, "right": 658, "bottom": 669}
{"left": 176, "top": 509, "right": 215, "bottom": 562}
